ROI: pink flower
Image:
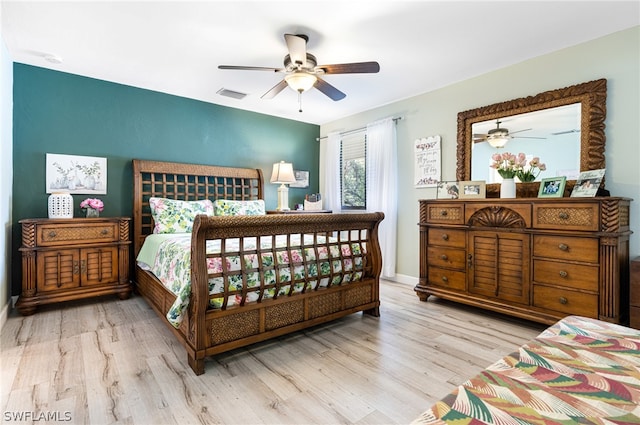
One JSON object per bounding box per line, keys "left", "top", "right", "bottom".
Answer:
{"left": 80, "top": 198, "right": 104, "bottom": 212}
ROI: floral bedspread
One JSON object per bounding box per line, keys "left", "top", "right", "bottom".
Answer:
{"left": 412, "top": 315, "right": 640, "bottom": 424}
{"left": 137, "top": 233, "right": 364, "bottom": 328}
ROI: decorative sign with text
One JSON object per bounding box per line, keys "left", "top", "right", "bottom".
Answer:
{"left": 414, "top": 135, "right": 441, "bottom": 187}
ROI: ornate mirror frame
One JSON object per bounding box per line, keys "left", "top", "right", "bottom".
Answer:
{"left": 456, "top": 79, "right": 607, "bottom": 197}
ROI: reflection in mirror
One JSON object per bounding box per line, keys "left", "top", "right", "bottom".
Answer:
{"left": 471, "top": 104, "right": 581, "bottom": 183}
{"left": 456, "top": 79, "right": 607, "bottom": 198}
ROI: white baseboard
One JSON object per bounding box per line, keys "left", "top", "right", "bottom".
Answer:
{"left": 383, "top": 273, "right": 418, "bottom": 286}
{"left": 0, "top": 297, "right": 12, "bottom": 332}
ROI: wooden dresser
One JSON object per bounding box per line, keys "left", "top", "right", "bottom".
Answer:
{"left": 16, "top": 217, "right": 132, "bottom": 315}
{"left": 417, "top": 198, "right": 632, "bottom": 325}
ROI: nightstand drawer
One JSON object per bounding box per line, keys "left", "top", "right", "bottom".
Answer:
{"left": 37, "top": 222, "right": 118, "bottom": 246}
{"left": 533, "top": 285, "right": 598, "bottom": 317}
{"left": 427, "top": 228, "right": 466, "bottom": 248}
{"left": 428, "top": 267, "right": 466, "bottom": 291}
{"left": 533, "top": 203, "right": 599, "bottom": 231}
{"left": 427, "top": 246, "right": 466, "bottom": 269}
{"left": 533, "top": 235, "right": 598, "bottom": 263}
{"left": 533, "top": 259, "right": 598, "bottom": 291}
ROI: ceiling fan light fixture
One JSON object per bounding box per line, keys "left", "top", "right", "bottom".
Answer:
{"left": 285, "top": 71, "right": 317, "bottom": 93}
{"left": 487, "top": 136, "right": 510, "bottom": 148}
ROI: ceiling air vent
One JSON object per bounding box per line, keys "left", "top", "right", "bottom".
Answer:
{"left": 216, "top": 88, "right": 247, "bottom": 100}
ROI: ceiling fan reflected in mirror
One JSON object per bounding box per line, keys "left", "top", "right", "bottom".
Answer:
{"left": 218, "top": 33, "right": 380, "bottom": 112}
{"left": 473, "top": 120, "right": 545, "bottom": 148}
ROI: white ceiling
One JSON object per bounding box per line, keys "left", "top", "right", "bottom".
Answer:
{"left": 2, "top": 1, "right": 638, "bottom": 125}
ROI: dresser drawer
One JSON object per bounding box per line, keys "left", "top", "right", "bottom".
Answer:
{"left": 427, "top": 246, "right": 466, "bottom": 269}
{"left": 533, "top": 235, "right": 598, "bottom": 263}
{"left": 36, "top": 222, "right": 119, "bottom": 246}
{"left": 533, "top": 259, "right": 598, "bottom": 291}
{"left": 533, "top": 285, "right": 598, "bottom": 317}
{"left": 533, "top": 203, "right": 599, "bottom": 231}
{"left": 428, "top": 228, "right": 466, "bottom": 248}
{"left": 428, "top": 267, "right": 466, "bottom": 291}
{"left": 425, "top": 203, "right": 464, "bottom": 225}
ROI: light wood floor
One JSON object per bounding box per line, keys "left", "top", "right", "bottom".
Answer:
{"left": 1, "top": 280, "right": 547, "bottom": 425}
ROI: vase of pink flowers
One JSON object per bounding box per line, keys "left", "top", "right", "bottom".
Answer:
{"left": 80, "top": 198, "right": 104, "bottom": 218}
{"left": 491, "top": 152, "right": 546, "bottom": 198}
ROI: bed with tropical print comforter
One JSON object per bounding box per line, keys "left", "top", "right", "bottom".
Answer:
{"left": 137, "top": 233, "right": 365, "bottom": 328}
{"left": 413, "top": 315, "right": 640, "bottom": 424}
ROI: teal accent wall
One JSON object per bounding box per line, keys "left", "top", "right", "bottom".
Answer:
{"left": 12, "top": 63, "right": 319, "bottom": 295}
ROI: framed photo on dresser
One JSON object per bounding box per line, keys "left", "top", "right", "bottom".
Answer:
{"left": 571, "top": 168, "right": 605, "bottom": 197}
{"left": 458, "top": 180, "right": 486, "bottom": 199}
{"left": 538, "top": 176, "right": 566, "bottom": 198}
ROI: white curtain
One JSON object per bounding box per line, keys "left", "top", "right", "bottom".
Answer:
{"left": 319, "top": 131, "right": 342, "bottom": 212}
{"left": 366, "top": 117, "right": 397, "bottom": 278}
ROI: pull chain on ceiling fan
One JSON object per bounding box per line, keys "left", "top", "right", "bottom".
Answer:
{"left": 218, "top": 33, "right": 380, "bottom": 112}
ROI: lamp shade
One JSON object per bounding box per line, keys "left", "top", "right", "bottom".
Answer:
{"left": 270, "top": 161, "right": 296, "bottom": 184}
{"left": 285, "top": 72, "right": 317, "bottom": 93}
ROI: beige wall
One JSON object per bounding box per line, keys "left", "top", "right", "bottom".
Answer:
{"left": 321, "top": 26, "right": 640, "bottom": 284}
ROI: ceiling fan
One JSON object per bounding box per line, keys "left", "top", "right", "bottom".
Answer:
{"left": 218, "top": 33, "right": 380, "bottom": 112}
{"left": 473, "top": 120, "right": 545, "bottom": 148}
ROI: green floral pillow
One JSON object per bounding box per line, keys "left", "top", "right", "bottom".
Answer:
{"left": 213, "top": 199, "right": 266, "bottom": 216}
{"left": 149, "top": 197, "right": 214, "bottom": 233}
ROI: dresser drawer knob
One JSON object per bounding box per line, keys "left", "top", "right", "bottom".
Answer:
{"left": 48, "top": 231, "right": 57, "bottom": 238}
{"left": 440, "top": 210, "right": 448, "bottom": 216}
{"left": 441, "top": 234, "right": 449, "bottom": 241}
{"left": 559, "top": 270, "right": 568, "bottom": 278}
{"left": 559, "top": 212, "right": 569, "bottom": 220}
{"left": 559, "top": 297, "right": 568, "bottom": 305}
{"left": 558, "top": 243, "right": 569, "bottom": 251}
{"left": 440, "top": 254, "right": 448, "bottom": 261}
{"left": 441, "top": 276, "right": 448, "bottom": 283}
{"left": 101, "top": 229, "right": 108, "bottom": 235}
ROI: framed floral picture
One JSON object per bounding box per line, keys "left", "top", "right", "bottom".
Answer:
{"left": 458, "top": 180, "right": 486, "bottom": 199}
{"left": 46, "top": 153, "right": 107, "bottom": 194}
{"left": 436, "top": 181, "right": 459, "bottom": 199}
{"left": 538, "top": 176, "right": 566, "bottom": 198}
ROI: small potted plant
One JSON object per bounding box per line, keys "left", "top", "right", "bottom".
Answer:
{"left": 80, "top": 198, "right": 104, "bottom": 218}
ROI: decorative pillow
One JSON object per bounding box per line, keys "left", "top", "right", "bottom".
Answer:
{"left": 149, "top": 197, "right": 214, "bottom": 234}
{"left": 213, "top": 199, "right": 266, "bottom": 216}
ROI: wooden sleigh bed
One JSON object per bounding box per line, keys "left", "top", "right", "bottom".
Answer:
{"left": 132, "top": 159, "right": 384, "bottom": 375}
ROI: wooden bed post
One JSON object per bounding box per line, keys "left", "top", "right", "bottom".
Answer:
{"left": 188, "top": 216, "right": 209, "bottom": 375}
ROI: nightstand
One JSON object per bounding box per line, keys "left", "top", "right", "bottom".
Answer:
{"left": 16, "top": 217, "right": 132, "bottom": 315}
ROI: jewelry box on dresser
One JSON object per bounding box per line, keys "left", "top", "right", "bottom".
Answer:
{"left": 416, "top": 198, "right": 631, "bottom": 325}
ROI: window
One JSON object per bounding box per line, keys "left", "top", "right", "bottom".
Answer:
{"left": 340, "top": 133, "right": 366, "bottom": 209}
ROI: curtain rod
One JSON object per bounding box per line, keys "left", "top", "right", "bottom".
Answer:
{"left": 315, "top": 116, "right": 403, "bottom": 141}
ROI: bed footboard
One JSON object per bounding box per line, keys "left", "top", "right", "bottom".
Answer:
{"left": 183, "top": 212, "right": 384, "bottom": 374}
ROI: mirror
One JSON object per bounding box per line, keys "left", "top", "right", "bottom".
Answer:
{"left": 457, "top": 79, "right": 607, "bottom": 197}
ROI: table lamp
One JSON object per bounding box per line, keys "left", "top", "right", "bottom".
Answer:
{"left": 270, "top": 161, "right": 296, "bottom": 211}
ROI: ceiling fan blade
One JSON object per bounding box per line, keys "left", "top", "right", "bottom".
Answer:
{"left": 219, "top": 65, "right": 284, "bottom": 72}
{"left": 261, "top": 80, "right": 288, "bottom": 99}
{"left": 509, "top": 128, "right": 532, "bottom": 135}
{"left": 318, "top": 61, "right": 380, "bottom": 74}
{"left": 513, "top": 136, "right": 546, "bottom": 140}
{"left": 284, "top": 34, "right": 307, "bottom": 67}
{"left": 314, "top": 77, "right": 346, "bottom": 101}
{"left": 552, "top": 129, "right": 580, "bottom": 135}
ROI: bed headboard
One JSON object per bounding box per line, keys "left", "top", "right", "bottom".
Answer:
{"left": 132, "top": 159, "right": 264, "bottom": 255}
